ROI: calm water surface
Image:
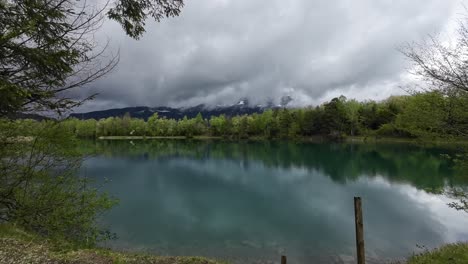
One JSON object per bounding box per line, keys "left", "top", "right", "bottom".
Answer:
{"left": 81, "top": 140, "right": 468, "bottom": 264}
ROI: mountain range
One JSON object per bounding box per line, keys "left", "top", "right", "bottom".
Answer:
{"left": 69, "top": 97, "right": 293, "bottom": 120}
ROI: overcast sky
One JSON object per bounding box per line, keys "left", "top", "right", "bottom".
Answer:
{"left": 72, "top": 0, "right": 462, "bottom": 112}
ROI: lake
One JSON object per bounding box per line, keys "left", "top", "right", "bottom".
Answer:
{"left": 80, "top": 140, "right": 468, "bottom": 264}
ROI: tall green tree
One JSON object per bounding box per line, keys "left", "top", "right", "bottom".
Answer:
{"left": 321, "top": 97, "right": 350, "bottom": 136}
{"left": 277, "top": 109, "right": 292, "bottom": 138}
{"left": 259, "top": 109, "right": 278, "bottom": 138}
{"left": 75, "top": 119, "right": 97, "bottom": 138}
{"left": 193, "top": 113, "right": 207, "bottom": 136}
{"left": 210, "top": 115, "right": 229, "bottom": 136}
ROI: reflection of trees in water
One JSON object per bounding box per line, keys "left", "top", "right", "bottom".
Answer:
{"left": 446, "top": 187, "right": 468, "bottom": 213}
{"left": 445, "top": 150, "right": 468, "bottom": 213}
{"left": 78, "top": 140, "right": 466, "bottom": 192}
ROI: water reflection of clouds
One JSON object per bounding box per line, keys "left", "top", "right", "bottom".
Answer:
{"left": 400, "top": 184, "right": 468, "bottom": 242}
{"left": 83, "top": 154, "right": 468, "bottom": 263}
{"left": 166, "top": 157, "right": 465, "bottom": 245}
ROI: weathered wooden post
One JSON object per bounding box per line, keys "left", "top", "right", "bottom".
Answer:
{"left": 281, "top": 255, "right": 287, "bottom": 264}
{"left": 354, "top": 197, "right": 365, "bottom": 264}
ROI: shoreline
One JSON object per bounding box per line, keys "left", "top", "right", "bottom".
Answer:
{"left": 96, "top": 135, "right": 468, "bottom": 146}
{"left": 0, "top": 224, "right": 225, "bottom": 264}
{"left": 1, "top": 224, "right": 467, "bottom": 264}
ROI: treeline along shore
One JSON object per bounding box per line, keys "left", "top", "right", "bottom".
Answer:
{"left": 15, "top": 91, "right": 468, "bottom": 141}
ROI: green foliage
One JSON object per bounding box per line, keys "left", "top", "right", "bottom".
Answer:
{"left": 407, "top": 243, "right": 468, "bottom": 264}
{"left": 358, "top": 99, "right": 399, "bottom": 132}
{"left": 108, "top": 0, "right": 184, "bottom": 39}
{"left": 395, "top": 92, "right": 447, "bottom": 137}
{"left": 321, "top": 96, "right": 350, "bottom": 137}
{"left": 301, "top": 107, "right": 322, "bottom": 135}
{"left": 0, "top": 0, "right": 112, "bottom": 115}
{"left": 394, "top": 91, "right": 468, "bottom": 139}
{"left": 0, "top": 119, "right": 117, "bottom": 246}
{"left": 129, "top": 118, "right": 148, "bottom": 136}
{"left": 75, "top": 119, "right": 97, "bottom": 139}
{"left": 193, "top": 113, "right": 207, "bottom": 136}
{"left": 178, "top": 116, "right": 195, "bottom": 138}
{"left": 210, "top": 115, "right": 230, "bottom": 137}
{"left": 25, "top": 92, "right": 468, "bottom": 141}
{"left": 376, "top": 123, "right": 414, "bottom": 138}
{"left": 0, "top": 224, "right": 225, "bottom": 264}
{"left": 343, "top": 99, "right": 361, "bottom": 136}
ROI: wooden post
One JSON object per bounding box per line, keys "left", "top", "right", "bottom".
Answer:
{"left": 354, "top": 197, "right": 365, "bottom": 264}
{"left": 281, "top": 255, "right": 287, "bottom": 264}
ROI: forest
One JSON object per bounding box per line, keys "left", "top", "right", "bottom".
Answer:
{"left": 18, "top": 90, "right": 468, "bottom": 141}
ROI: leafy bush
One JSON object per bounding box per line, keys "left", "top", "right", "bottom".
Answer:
{"left": 375, "top": 124, "right": 415, "bottom": 138}
{"left": 0, "top": 119, "right": 117, "bottom": 246}
{"left": 407, "top": 243, "right": 468, "bottom": 264}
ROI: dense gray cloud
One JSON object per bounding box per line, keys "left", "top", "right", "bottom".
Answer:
{"left": 73, "top": 0, "right": 460, "bottom": 112}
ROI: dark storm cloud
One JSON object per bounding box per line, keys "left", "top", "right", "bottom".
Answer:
{"left": 74, "top": 0, "right": 460, "bottom": 111}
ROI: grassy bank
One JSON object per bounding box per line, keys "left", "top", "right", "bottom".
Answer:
{"left": 2, "top": 224, "right": 468, "bottom": 263}
{"left": 0, "top": 225, "right": 225, "bottom": 264}
{"left": 407, "top": 243, "right": 468, "bottom": 264}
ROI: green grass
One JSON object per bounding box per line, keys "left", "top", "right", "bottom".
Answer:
{"left": 407, "top": 243, "right": 468, "bottom": 264}
{"left": 3, "top": 224, "right": 468, "bottom": 264}
{"left": 0, "top": 224, "right": 226, "bottom": 264}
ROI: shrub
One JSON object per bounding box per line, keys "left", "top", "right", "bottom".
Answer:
{"left": 0, "top": 119, "right": 117, "bottom": 246}
{"left": 376, "top": 124, "right": 415, "bottom": 138}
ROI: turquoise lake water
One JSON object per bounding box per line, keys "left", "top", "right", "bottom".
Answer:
{"left": 81, "top": 140, "right": 468, "bottom": 264}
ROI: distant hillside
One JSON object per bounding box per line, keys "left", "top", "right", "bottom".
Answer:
{"left": 69, "top": 98, "right": 292, "bottom": 120}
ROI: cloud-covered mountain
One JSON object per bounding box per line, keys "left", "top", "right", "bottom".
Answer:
{"left": 69, "top": 98, "right": 293, "bottom": 120}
